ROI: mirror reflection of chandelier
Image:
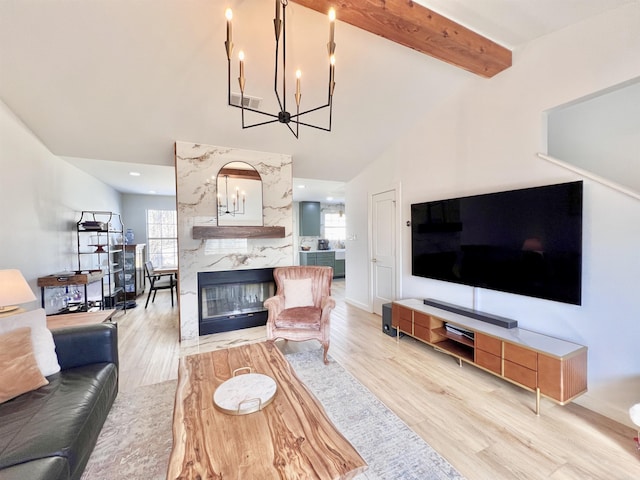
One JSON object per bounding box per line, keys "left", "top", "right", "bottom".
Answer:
{"left": 224, "top": 1, "right": 337, "bottom": 138}
{"left": 217, "top": 175, "right": 246, "bottom": 217}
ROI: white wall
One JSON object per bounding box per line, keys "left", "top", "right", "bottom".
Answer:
{"left": 0, "top": 100, "right": 122, "bottom": 305}
{"left": 345, "top": 3, "right": 640, "bottom": 425}
{"left": 548, "top": 80, "right": 640, "bottom": 194}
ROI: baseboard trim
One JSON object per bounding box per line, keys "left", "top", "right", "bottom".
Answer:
{"left": 344, "top": 297, "right": 371, "bottom": 312}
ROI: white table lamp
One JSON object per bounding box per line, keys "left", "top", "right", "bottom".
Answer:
{"left": 0, "top": 269, "right": 37, "bottom": 313}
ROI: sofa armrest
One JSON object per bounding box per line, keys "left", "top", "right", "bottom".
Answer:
{"left": 52, "top": 323, "right": 118, "bottom": 370}
{"left": 0, "top": 457, "right": 69, "bottom": 480}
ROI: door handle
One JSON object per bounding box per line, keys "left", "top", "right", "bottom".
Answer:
{"left": 371, "top": 258, "right": 377, "bottom": 263}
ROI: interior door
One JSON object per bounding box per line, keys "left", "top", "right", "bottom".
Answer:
{"left": 371, "top": 189, "right": 396, "bottom": 315}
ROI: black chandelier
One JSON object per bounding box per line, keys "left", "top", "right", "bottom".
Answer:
{"left": 224, "top": 0, "right": 336, "bottom": 138}
{"left": 217, "top": 175, "right": 246, "bottom": 217}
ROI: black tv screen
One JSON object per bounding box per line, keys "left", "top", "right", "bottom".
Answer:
{"left": 411, "top": 181, "right": 583, "bottom": 305}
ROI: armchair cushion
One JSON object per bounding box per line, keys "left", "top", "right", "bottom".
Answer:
{"left": 283, "top": 278, "right": 314, "bottom": 309}
{"left": 274, "top": 307, "right": 321, "bottom": 329}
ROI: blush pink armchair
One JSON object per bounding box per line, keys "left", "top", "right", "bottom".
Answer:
{"left": 264, "top": 266, "right": 335, "bottom": 364}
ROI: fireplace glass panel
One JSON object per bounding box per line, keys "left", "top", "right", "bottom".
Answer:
{"left": 201, "top": 281, "right": 274, "bottom": 321}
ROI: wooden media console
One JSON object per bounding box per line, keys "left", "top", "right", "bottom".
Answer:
{"left": 392, "top": 299, "right": 587, "bottom": 414}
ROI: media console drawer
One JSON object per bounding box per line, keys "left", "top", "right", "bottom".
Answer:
{"left": 504, "top": 360, "right": 537, "bottom": 390}
{"left": 476, "top": 349, "right": 501, "bottom": 375}
{"left": 392, "top": 304, "right": 413, "bottom": 335}
{"left": 504, "top": 343, "right": 537, "bottom": 370}
{"left": 475, "top": 333, "right": 501, "bottom": 356}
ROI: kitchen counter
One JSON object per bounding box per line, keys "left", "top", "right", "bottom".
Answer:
{"left": 300, "top": 248, "right": 345, "bottom": 254}
{"left": 299, "top": 250, "right": 345, "bottom": 277}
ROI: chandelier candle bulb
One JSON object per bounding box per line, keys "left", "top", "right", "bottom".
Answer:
{"left": 225, "top": 8, "right": 232, "bottom": 41}
{"left": 295, "top": 70, "right": 301, "bottom": 106}
{"left": 225, "top": 8, "right": 233, "bottom": 59}
{"left": 328, "top": 8, "right": 336, "bottom": 55}
{"left": 329, "top": 8, "right": 335, "bottom": 43}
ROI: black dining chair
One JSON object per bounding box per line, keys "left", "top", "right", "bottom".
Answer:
{"left": 144, "top": 261, "right": 176, "bottom": 308}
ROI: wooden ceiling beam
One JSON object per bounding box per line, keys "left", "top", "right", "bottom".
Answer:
{"left": 291, "top": 0, "right": 512, "bottom": 78}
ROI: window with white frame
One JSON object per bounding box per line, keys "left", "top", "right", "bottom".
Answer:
{"left": 147, "top": 209, "right": 177, "bottom": 268}
{"left": 323, "top": 211, "right": 346, "bottom": 243}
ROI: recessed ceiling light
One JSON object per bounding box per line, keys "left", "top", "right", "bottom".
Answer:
{"left": 297, "top": 184, "right": 306, "bottom": 189}
{"left": 129, "top": 171, "right": 141, "bottom": 176}
{"left": 148, "top": 190, "right": 156, "bottom": 194}
{"left": 327, "top": 196, "right": 333, "bottom": 201}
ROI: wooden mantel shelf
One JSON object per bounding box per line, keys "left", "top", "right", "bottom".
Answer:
{"left": 192, "top": 226, "right": 286, "bottom": 239}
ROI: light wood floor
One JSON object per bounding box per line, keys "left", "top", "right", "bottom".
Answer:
{"left": 114, "top": 281, "right": 640, "bottom": 479}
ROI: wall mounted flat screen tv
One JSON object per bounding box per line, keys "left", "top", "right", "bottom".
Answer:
{"left": 411, "top": 181, "right": 583, "bottom": 305}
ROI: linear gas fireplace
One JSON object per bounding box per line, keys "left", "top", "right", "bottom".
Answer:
{"left": 198, "top": 268, "right": 275, "bottom": 335}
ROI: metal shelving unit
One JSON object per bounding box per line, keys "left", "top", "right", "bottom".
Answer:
{"left": 76, "top": 211, "right": 129, "bottom": 311}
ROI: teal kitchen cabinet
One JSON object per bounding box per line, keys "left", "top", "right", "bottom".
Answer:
{"left": 300, "top": 251, "right": 337, "bottom": 275}
{"left": 315, "top": 251, "right": 335, "bottom": 267}
{"left": 300, "top": 251, "right": 317, "bottom": 265}
{"left": 334, "top": 259, "right": 345, "bottom": 278}
{"left": 299, "top": 201, "right": 321, "bottom": 236}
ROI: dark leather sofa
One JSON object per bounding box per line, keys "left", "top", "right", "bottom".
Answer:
{"left": 0, "top": 322, "right": 118, "bottom": 480}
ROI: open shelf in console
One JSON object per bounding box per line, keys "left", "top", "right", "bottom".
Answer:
{"left": 432, "top": 337, "right": 474, "bottom": 362}
{"left": 434, "top": 326, "right": 474, "bottom": 347}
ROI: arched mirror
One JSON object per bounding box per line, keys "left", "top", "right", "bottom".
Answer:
{"left": 216, "top": 162, "right": 263, "bottom": 226}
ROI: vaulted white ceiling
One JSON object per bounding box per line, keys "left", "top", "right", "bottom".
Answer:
{"left": 0, "top": 0, "right": 634, "bottom": 197}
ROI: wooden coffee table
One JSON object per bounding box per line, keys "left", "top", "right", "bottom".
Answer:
{"left": 167, "top": 342, "right": 367, "bottom": 480}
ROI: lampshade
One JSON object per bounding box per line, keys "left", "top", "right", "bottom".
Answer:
{"left": 630, "top": 403, "right": 640, "bottom": 427}
{"left": 0, "top": 269, "right": 37, "bottom": 312}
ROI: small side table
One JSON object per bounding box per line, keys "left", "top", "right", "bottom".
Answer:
{"left": 37, "top": 271, "right": 104, "bottom": 314}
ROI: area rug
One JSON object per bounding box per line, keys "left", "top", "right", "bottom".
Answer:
{"left": 82, "top": 349, "right": 464, "bottom": 480}
{"left": 80, "top": 379, "right": 175, "bottom": 479}
{"left": 287, "top": 349, "right": 464, "bottom": 480}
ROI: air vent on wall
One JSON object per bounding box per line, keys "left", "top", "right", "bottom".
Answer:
{"left": 230, "top": 92, "right": 262, "bottom": 110}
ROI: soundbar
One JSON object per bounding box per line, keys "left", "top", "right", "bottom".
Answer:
{"left": 423, "top": 298, "right": 518, "bottom": 329}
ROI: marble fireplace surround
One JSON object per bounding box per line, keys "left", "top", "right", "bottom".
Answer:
{"left": 175, "top": 141, "right": 293, "bottom": 340}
